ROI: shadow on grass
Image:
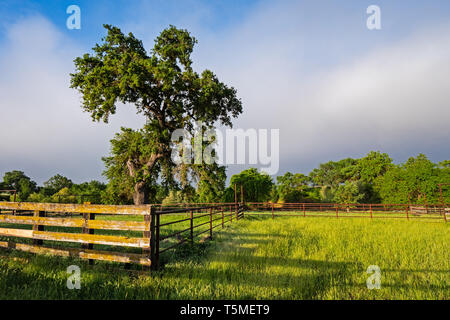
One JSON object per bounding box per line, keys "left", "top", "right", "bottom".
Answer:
{"left": 156, "top": 227, "right": 359, "bottom": 299}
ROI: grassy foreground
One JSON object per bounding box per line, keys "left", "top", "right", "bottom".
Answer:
{"left": 0, "top": 216, "right": 448, "bottom": 299}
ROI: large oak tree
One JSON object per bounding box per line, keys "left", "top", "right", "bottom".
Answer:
{"left": 71, "top": 25, "right": 242, "bottom": 204}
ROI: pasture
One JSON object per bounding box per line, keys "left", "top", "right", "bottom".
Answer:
{"left": 0, "top": 214, "right": 448, "bottom": 299}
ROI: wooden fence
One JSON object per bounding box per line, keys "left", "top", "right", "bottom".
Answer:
{"left": 244, "top": 202, "right": 448, "bottom": 222}
{"left": 0, "top": 201, "right": 243, "bottom": 270}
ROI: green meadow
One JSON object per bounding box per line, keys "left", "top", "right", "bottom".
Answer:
{"left": 0, "top": 216, "right": 448, "bottom": 299}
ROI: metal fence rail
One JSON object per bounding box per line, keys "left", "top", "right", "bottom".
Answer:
{"left": 152, "top": 203, "right": 244, "bottom": 269}
{"left": 244, "top": 202, "right": 448, "bottom": 222}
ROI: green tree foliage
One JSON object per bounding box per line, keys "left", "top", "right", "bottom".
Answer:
{"left": 357, "top": 151, "right": 394, "bottom": 183}
{"left": 333, "top": 181, "right": 364, "bottom": 204}
{"left": 375, "top": 154, "right": 442, "bottom": 204}
{"left": 3, "top": 151, "right": 448, "bottom": 205}
{"left": 50, "top": 187, "right": 77, "bottom": 204}
{"left": 71, "top": 25, "right": 242, "bottom": 204}
{"left": 0, "top": 182, "right": 12, "bottom": 201}
{"left": 224, "top": 168, "right": 273, "bottom": 202}
{"left": 42, "top": 174, "right": 73, "bottom": 195}
{"left": 28, "top": 179, "right": 107, "bottom": 204}
{"left": 309, "top": 158, "right": 358, "bottom": 188}
{"left": 71, "top": 180, "right": 107, "bottom": 204}
{"left": 161, "top": 190, "right": 184, "bottom": 205}
{"left": 308, "top": 158, "right": 359, "bottom": 203}
{"left": 2, "top": 170, "right": 37, "bottom": 201}
{"left": 275, "top": 172, "right": 309, "bottom": 203}
{"left": 305, "top": 151, "right": 449, "bottom": 204}
{"left": 437, "top": 161, "right": 450, "bottom": 202}
{"left": 172, "top": 128, "right": 227, "bottom": 204}
{"left": 195, "top": 164, "right": 226, "bottom": 203}
{"left": 101, "top": 126, "right": 161, "bottom": 204}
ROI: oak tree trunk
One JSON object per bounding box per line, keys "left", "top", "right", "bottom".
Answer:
{"left": 133, "top": 181, "right": 149, "bottom": 205}
{"left": 127, "top": 153, "right": 163, "bottom": 205}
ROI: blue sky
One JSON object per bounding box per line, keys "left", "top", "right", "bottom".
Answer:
{"left": 1, "top": 0, "right": 450, "bottom": 184}
{"left": 0, "top": 0, "right": 260, "bottom": 44}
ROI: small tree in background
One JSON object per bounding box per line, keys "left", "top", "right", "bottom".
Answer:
{"left": 43, "top": 174, "right": 73, "bottom": 195}
{"left": 375, "top": 154, "right": 441, "bottom": 204}
{"left": 224, "top": 168, "right": 273, "bottom": 203}
{"left": 195, "top": 164, "right": 226, "bottom": 203}
{"left": 275, "top": 172, "right": 309, "bottom": 203}
{"left": 357, "top": 151, "right": 394, "bottom": 183}
{"left": 333, "top": 181, "right": 364, "bottom": 212}
{"left": 2, "top": 170, "right": 37, "bottom": 201}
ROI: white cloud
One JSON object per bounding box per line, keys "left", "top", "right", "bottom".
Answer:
{"left": 280, "top": 26, "right": 450, "bottom": 163}
{"left": 191, "top": 4, "right": 450, "bottom": 174}
{"left": 0, "top": 16, "right": 144, "bottom": 184}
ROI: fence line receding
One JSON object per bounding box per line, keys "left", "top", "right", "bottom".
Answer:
{"left": 245, "top": 202, "right": 449, "bottom": 222}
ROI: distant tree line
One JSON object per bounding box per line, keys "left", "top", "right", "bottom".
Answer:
{"left": 271, "top": 151, "right": 450, "bottom": 205}
{"left": 1, "top": 151, "right": 449, "bottom": 205}
{"left": 0, "top": 172, "right": 107, "bottom": 204}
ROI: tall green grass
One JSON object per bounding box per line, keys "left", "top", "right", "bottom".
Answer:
{"left": 0, "top": 216, "right": 448, "bottom": 299}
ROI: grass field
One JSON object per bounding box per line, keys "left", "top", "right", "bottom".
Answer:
{"left": 0, "top": 215, "right": 448, "bottom": 299}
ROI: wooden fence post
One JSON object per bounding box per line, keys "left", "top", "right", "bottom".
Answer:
{"left": 272, "top": 202, "right": 274, "bottom": 220}
{"left": 369, "top": 204, "right": 373, "bottom": 219}
{"left": 144, "top": 210, "right": 151, "bottom": 271}
{"left": 209, "top": 207, "right": 213, "bottom": 238}
{"left": 235, "top": 203, "right": 239, "bottom": 220}
{"left": 405, "top": 204, "right": 409, "bottom": 220}
{"left": 221, "top": 207, "right": 224, "bottom": 228}
{"left": 444, "top": 206, "right": 448, "bottom": 223}
{"left": 439, "top": 185, "right": 447, "bottom": 222}
{"left": 33, "top": 210, "right": 45, "bottom": 245}
{"left": 149, "top": 206, "right": 158, "bottom": 271}
{"left": 156, "top": 212, "right": 160, "bottom": 268}
{"left": 190, "top": 210, "right": 194, "bottom": 243}
{"left": 408, "top": 194, "right": 412, "bottom": 219}
{"left": 335, "top": 205, "right": 338, "bottom": 218}
{"left": 82, "top": 211, "right": 95, "bottom": 265}
{"left": 13, "top": 192, "right": 16, "bottom": 215}
{"left": 303, "top": 203, "right": 306, "bottom": 217}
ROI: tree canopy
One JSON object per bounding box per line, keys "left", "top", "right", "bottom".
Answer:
{"left": 275, "top": 172, "right": 309, "bottom": 203}
{"left": 71, "top": 25, "right": 242, "bottom": 204}
{"left": 43, "top": 174, "right": 73, "bottom": 195}
{"left": 224, "top": 168, "right": 273, "bottom": 203}
{"left": 1, "top": 170, "right": 37, "bottom": 201}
